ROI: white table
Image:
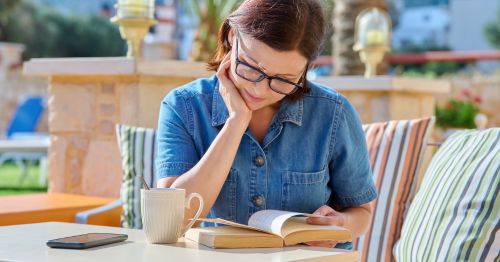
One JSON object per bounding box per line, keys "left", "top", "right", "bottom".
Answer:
{"left": 0, "top": 138, "right": 49, "bottom": 185}
{"left": 0, "top": 139, "right": 49, "bottom": 153}
{"left": 0, "top": 222, "right": 358, "bottom": 262}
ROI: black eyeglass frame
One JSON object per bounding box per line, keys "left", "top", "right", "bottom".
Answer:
{"left": 234, "top": 34, "right": 308, "bottom": 96}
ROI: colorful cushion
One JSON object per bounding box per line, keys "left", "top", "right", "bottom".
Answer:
{"left": 116, "top": 124, "right": 157, "bottom": 229}
{"left": 393, "top": 128, "right": 499, "bottom": 261}
{"left": 356, "top": 117, "right": 435, "bottom": 262}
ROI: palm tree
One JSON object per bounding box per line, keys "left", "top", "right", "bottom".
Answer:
{"left": 332, "top": 0, "right": 388, "bottom": 75}
{"left": 185, "top": 0, "right": 242, "bottom": 62}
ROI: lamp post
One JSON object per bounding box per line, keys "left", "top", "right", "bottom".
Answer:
{"left": 111, "top": 0, "right": 157, "bottom": 58}
{"left": 353, "top": 8, "right": 392, "bottom": 78}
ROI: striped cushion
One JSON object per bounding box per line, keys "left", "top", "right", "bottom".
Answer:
{"left": 116, "top": 124, "right": 157, "bottom": 229}
{"left": 357, "top": 117, "right": 435, "bottom": 262}
{"left": 393, "top": 128, "right": 499, "bottom": 261}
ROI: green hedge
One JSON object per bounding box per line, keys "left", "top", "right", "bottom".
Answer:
{"left": 1, "top": 0, "right": 125, "bottom": 60}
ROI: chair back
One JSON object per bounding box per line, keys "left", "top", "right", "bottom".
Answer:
{"left": 116, "top": 124, "right": 157, "bottom": 229}
{"left": 356, "top": 117, "right": 435, "bottom": 262}
{"left": 6, "top": 96, "right": 45, "bottom": 138}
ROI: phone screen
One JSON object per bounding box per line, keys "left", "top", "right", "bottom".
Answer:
{"left": 53, "top": 233, "right": 121, "bottom": 243}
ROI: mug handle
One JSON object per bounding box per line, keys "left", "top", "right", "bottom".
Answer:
{"left": 180, "top": 192, "right": 204, "bottom": 236}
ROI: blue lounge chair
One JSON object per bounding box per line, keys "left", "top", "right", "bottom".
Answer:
{"left": 0, "top": 96, "right": 49, "bottom": 185}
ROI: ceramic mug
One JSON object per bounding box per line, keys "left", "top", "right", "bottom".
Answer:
{"left": 141, "top": 188, "right": 204, "bottom": 244}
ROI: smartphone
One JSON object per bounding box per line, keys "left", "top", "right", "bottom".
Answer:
{"left": 46, "top": 233, "right": 128, "bottom": 249}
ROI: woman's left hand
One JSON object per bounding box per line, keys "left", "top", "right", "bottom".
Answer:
{"left": 304, "top": 205, "right": 347, "bottom": 248}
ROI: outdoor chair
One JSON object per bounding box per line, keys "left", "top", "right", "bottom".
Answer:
{"left": 0, "top": 96, "right": 49, "bottom": 185}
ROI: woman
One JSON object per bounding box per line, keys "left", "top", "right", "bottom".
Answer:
{"left": 156, "top": 0, "right": 377, "bottom": 249}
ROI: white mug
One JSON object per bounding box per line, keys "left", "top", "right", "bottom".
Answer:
{"left": 141, "top": 188, "right": 204, "bottom": 244}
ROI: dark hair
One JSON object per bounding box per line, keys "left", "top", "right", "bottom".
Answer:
{"left": 207, "top": 0, "right": 326, "bottom": 100}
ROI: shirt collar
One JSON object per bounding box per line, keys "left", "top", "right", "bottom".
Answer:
{"left": 211, "top": 76, "right": 303, "bottom": 127}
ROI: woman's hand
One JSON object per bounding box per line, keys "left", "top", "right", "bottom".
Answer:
{"left": 304, "top": 205, "right": 347, "bottom": 248}
{"left": 216, "top": 52, "right": 252, "bottom": 126}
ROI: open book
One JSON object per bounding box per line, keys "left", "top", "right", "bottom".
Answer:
{"left": 185, "top": 209, "right": 351, "bottom": 249}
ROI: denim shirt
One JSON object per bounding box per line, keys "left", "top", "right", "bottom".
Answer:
{"left": 156, "top": 75, "right": 377, "bottom": 249}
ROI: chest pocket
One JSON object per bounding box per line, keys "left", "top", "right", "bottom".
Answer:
{"left": 281, "top": 168, "right": 329, "bottom": 213}
{"left": 211, "top": 168, "right": 238, "bottom": 221}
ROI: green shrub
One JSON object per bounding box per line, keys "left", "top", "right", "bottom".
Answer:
{"left": 398, "top": 61, "right": 462, "bottom": 78}
{"left": 392, "top": 44, "right": 463, "bottom": 77}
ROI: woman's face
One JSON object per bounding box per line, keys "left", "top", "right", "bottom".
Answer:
{"left": 227, "top": 31, "right": 308, "bottom": 111}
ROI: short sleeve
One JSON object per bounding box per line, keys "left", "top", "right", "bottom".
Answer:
{"left": 155, "top": 91, "right": 199, "bottom": 179}
{"left": 328, "top": 95, "right": 377, "bottom": 208}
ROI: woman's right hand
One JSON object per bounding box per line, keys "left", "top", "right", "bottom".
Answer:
{"left": 216, "top": 52, "right": 252, "bottom": 126}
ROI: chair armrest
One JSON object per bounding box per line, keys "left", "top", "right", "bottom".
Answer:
{"left": 76, "top": 199, "right": 123, "bottom": 224}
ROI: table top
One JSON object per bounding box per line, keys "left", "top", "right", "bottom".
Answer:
{"left": 0, "top": 193, "right": 120, "bottom": 227}
{"left": 0, "top": 222, "right": 359, "bottom": 262}
{"left": 0, "top": 193, "right": 115, "bottom": 214}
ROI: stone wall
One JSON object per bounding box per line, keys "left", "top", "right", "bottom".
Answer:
{"left": 30, "top": 58, "right": 496, "bottom": 198}
{"left": 47, "top": 75, "right": 200, "bottom": 197}
{"left": 314, "top": 76, "right": 451, "bottom": 124}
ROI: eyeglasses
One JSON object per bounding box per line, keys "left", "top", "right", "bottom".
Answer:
{"left": 234, "top": 34, "right": 308, "bottom": 95}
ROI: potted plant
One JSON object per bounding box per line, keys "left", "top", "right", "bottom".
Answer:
{"left": 435, "top": 88, "right": 485, "bottom": 139}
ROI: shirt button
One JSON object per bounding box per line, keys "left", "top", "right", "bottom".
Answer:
{"left": 252, "top": 195, "right": 264, "bottom": 207}
{"left": 254, "top": 155, "right": 265, "bottom": 167}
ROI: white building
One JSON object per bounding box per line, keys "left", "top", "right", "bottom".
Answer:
{"left": 448, "top": 0, "right": 500, "bottom": 72}
{"left": 448, "top": 0, "right": 500, "bottom": 51}
{"left": 391, "top": 0, "right": 499, "bottom": 72}
{"left": 392, "top": 0, "right": 500, "bottom": 51}
{"left": 392, "top": 6, "right": 450, "bottom": 49}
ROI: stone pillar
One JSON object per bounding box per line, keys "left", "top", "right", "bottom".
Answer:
{"left": 23, "top": 58, "right": 211, "bottom": 197}
{"left": 0, "top": 42, "right": 25, "bottom": 80}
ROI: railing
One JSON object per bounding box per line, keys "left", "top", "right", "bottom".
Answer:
{"left": 312, "top": 50, "right": 500, "bottom": 67}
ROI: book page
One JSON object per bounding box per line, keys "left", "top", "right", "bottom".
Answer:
{"left": 247, "top": 210, "right": 307, "bottom": 237}
{"left": 281, "top": 217, "right": 348, "bottom": 237}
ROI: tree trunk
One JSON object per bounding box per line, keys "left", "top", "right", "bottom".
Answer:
{"left": 332, "top": 0, "right": 388, "bottom": 76}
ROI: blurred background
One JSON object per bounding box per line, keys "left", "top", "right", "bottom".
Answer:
{"left": 0, "top": 0, "right": 498, "bottom": 196}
